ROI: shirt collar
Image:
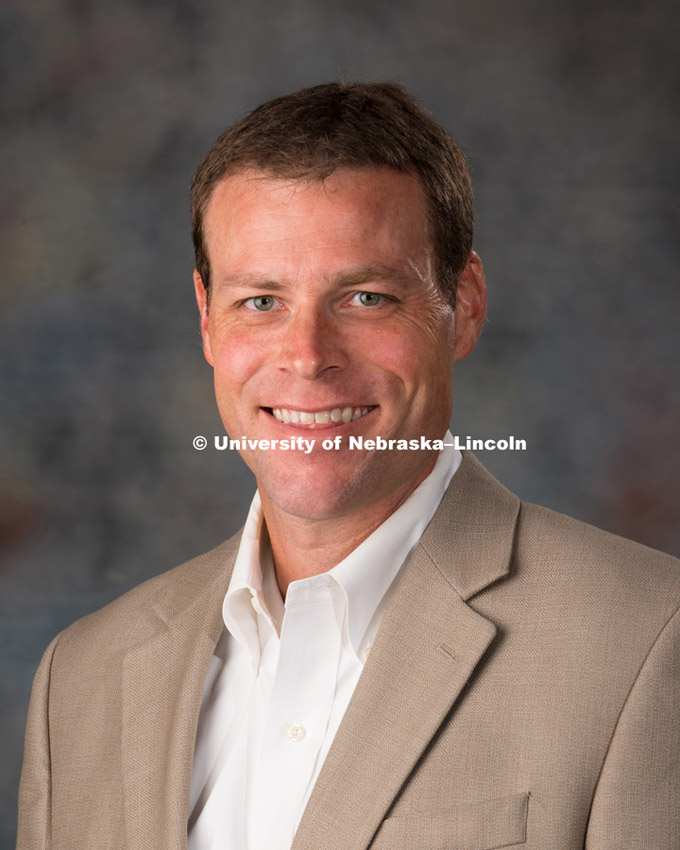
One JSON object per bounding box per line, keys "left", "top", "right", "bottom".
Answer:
{"left": 328, "top": 432, "right": 460, "bottom": 656}
{"left": 222, "top": 491, "right": 269, "bottom": 663}
{"left": 223, "top": 432, "right": 461, "bottom": 662}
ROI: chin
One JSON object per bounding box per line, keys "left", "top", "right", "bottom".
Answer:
{"left": 263, "top": 480, "right": 365, "bottom": 521}
{"left": 272, "top": 494, "right": 354, "bottom": 521}
{"left": 249, "top": 439, "right": 439, "bottom": 522}
{"left": 255, "top": 460, "right": 377, "bottom": 521}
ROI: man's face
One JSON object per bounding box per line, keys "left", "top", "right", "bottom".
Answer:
{"left": 195, "top": 167, "right": 482, "bottom": 521}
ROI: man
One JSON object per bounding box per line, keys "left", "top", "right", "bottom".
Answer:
{"left": 17, "top": 82, "right": 680, "bottom": 850}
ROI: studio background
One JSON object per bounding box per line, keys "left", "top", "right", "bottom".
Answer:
{"left": 2, "top": 0, "right": 678, "bottom": 845}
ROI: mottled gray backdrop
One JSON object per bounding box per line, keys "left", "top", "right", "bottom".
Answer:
{"left": 2, "top": 0, "right": 679, "bottom": 844}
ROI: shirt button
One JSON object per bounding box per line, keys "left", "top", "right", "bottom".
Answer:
{"left": 250, "top": 595, "right": 264, "bottom": 615}
{"left": 363, "top": 644, "right": 373, "bottom": 661}
{"left": 286, "top": 723, "right": 306, "bottom": 742}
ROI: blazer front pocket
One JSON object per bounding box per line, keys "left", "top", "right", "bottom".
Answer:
{"left": 370, "top": 792, "right": 529, "bottom": 850}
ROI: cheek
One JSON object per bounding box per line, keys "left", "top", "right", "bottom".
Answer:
{"left": 363, "top": 323, "right": 452, "bottom": 393}
{"left": 211, "top": 325, "right": 268, "bottom": 389}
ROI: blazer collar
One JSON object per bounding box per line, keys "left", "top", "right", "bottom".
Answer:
{"left": 419, "top": 450, "right": 521, "bottom": 600}
{"left": 292, "top": 452, "right": 520, "bottom": 850}
{"left": 121, "top": 534, "right": 240, "bottom": 850}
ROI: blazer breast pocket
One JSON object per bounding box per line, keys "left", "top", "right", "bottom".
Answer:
{"left": 369, "top": 792, "right": 529, "bottom": 850}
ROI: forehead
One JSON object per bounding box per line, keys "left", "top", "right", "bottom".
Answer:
{"left": 202, "top": 167, "right": 432, "bottom": 273}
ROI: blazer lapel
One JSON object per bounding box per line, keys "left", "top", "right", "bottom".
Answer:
{"left": 292, "top": 452, "right": 520, "bottom": 850}
{"left": 121, "top": 536, "right": 240, "bottom": 850}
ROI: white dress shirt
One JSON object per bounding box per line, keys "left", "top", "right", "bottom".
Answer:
{"left": 188, "top": 435, "right": 461, "bottom": 850}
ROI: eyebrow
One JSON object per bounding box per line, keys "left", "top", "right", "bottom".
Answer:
{"left": 215, "top": 263, "right": 418, "bottom": 291}
{"left": 336, "top": 264, "right": 415, "bottom": 287}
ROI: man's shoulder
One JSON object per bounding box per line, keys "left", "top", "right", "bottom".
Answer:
{"left": 438, "top": 452, "right": 680, "bottom": 603}
{"left": 515, "top": 499, "right": 680, "bottom": 612}
{"left": 53, "top": 532, "right": 241, "bottom": 661}
{"left": 518, "top": 498, "right": 679, "bottom": 570}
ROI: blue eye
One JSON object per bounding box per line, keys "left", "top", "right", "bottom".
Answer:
{"left": 247, "top": 295, "right": 278, "bottom": 311}
{"left": 353, "top": 291, "right": 383, "bottom": 306}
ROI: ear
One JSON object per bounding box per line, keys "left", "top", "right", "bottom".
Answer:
{"left": 193, "top": 269, "right": 214, "bottom": 367}
{"left": 453, "top": 251, "right": 487, "bottom": 362}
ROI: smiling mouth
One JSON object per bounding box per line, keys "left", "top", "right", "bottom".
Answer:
{"left": 265, "top": 405, "right": 376, "bottom": 426}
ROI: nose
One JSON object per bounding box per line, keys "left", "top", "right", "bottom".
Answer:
{"left": 278, "top": 304, "right": 348, "bottom": 379}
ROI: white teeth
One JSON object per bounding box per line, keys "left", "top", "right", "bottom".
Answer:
{"left": 270, "top": 406, "right": 373, "bottom": 425}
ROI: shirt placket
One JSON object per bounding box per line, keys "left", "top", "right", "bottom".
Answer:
{"left": 248, "top": 577, "right": 343, "bottom": 850}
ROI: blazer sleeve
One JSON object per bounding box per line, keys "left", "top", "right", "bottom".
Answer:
{"left": 16, "top": 633, "right": 61, "bottom": 850}
{"left": 585, "top": 604, "right": 680, "bottom": 849}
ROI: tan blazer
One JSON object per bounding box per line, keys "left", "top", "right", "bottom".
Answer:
{"left": 17, "top": 453, "right": 680, "bottom": 850}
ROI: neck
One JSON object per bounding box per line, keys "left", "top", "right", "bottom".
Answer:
{"left": 259, "top": 460, "right": 436, "bottom": 598}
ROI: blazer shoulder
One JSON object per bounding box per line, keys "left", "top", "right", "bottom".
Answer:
{"left": 519, "top": 499, "right": 680, "bottom": 567}
{"left": 516, "top": 499, "right": 680, "bottom": 610}
{"left": 53, "top": 532, "right": 241, "bottom": 659}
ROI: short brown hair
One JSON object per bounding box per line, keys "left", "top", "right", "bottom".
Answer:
{"left": 191, "top": 81, "right": 474, "bottom": 306}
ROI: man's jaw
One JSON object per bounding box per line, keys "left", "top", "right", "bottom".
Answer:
{"left": 262, "top": 405, "right": 377, "bottom": 430}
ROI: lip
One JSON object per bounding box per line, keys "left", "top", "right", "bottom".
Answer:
{"left": 261, "top": 405, "right": 378, "bottom": 431}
